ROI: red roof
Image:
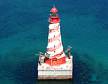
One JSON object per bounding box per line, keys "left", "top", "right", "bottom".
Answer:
{"left": 50, "top": 7, "right": 58, "bottom": 13}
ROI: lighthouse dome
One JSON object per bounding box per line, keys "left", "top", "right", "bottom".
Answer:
{"left": 50, "top": 6, "right": 58, "bottom": 13}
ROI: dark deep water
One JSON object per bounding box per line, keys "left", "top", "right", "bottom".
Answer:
{"left": 0, "top": 0, "right": 108, "bottom": 84}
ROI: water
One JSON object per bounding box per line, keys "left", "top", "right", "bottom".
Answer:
{"left": 0, "top": 0, "right": 108, "bottom": 84}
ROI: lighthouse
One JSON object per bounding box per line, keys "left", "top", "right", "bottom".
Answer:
{"left": 45, "top": 6, "right": 66, "bottom": 66}
{"left": 38, "top": 6, "right": 73, "bottom": 79}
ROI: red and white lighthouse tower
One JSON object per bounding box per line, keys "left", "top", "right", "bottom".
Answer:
{"left": 45, "top": 6, "right": 66, "bottom": 66}
{"left": 38, "top": 6, "right": 72, "bottom": 79}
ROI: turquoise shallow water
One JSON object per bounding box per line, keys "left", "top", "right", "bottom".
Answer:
{"left": 0, "top": 0, "right": 108, "bottom": 84}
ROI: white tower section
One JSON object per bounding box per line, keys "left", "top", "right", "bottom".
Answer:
{"left": 47, "top": 23, "right": 65, "bottom": 59}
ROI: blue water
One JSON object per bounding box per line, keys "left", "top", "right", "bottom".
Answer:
{"left": 0, "top": 0, "right": 108, "bottom": 84}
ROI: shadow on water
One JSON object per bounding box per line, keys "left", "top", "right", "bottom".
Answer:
{"left": 13, "top": 60, "right": 37, "bottom": 84}
{"left": 73, "top": 52, "right": 108, "bottom": 84}
{"left": 12, "top": 51, "right": 38, "bottom": 84}
{"left": 0, "top": 48, "right": 38, "bottom": 84}
{"left": 73, "top": 52, "right": 95, "bottom": 84}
